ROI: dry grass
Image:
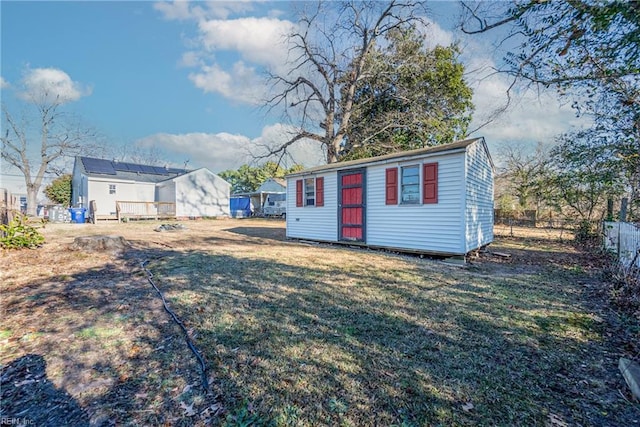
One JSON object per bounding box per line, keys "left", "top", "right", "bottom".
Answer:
{"left": 1, "top": 219, "right": 638, "bottom": 426}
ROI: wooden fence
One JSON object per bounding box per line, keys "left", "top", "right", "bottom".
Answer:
{"left": 1, "top": 188, "right": 20, "bottom": 225}
{"left": 603, "top": 221, "right": 640, "bottom": 276}
{"left": 115, "top": 201, "right": 176, "bottom": 222}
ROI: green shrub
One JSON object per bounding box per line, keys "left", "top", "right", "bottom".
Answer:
{"left": 0, "top": 214, "right": 45, "bottom": 249}
{"left": 44, "top": 174, "right": 72, "bottom": 207}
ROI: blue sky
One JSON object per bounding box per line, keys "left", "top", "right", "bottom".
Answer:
{"left": 1, "top": 0, "right": 589, "bottom": 194}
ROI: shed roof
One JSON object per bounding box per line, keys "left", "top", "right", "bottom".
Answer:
{"left": 286, "top": 137, "right": 487, "bottom": 177}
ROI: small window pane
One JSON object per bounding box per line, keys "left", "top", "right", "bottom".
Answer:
{"left": 304, "top": 178, "right": 315, "bottom": 206}
{"left": 109, "top": 184, "right": 116, "bottom": 195}
{"left": 401, "top": 166, "right": 419, "bottom": 204}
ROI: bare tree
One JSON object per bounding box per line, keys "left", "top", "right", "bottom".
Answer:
{"left": 263, "top": 0, "right": 427, "bottom": 164}
{"left": 1, "top": 93, "right": 96, "bottom": 216}
{"left": 496, "top": 142, "right": 551, "bottom": 211}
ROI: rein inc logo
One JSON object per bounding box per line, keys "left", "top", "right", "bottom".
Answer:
{"left": 0, "top": 418, "right": 34, "bottom": 425}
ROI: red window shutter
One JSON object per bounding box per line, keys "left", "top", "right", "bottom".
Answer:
{"left": 423, "top": 162, "right": 438, "bottom": 204}
{"left": 385, "top": 168, "right": 398, "bottom": 205}
{"left": 316, "top": 177, "right": 324, "bottom": 207}
{"left": 296, "top": 179, "right": 303, "bottom": 207}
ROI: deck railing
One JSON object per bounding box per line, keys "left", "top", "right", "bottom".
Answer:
{"left": 115, "top": 201, "right": 176, "bottom": 222}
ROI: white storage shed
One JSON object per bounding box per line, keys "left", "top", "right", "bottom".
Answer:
{"left": 285, "top": 137, "right": 494, "bottom": 256}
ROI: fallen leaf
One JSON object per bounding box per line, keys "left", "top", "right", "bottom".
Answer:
{"left": 182, "top": 384, "right": 193, "bottom": 394}
{"left": 547, "top": 413, "right": 568, "bottom": 427}
{"left": 201, "top": 402, "right": 225, "bottom": 418}
{"left": 135, "top": 392, "right": 148, "bottom": 399}
{"left": 180, "top": 401, "right": 196, "bottom": 417}
{"left": 462, "top": 402, "right": 474, "bottom": 412}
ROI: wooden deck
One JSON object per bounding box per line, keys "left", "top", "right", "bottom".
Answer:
{"left": 88, "top": 200, "right": 177, "bottom": 223}
{"left": 115, "top": 201, "right": 176, "bottom": 222}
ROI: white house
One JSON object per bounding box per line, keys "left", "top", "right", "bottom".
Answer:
{"left": 285, "top": 137, "right": 494, "bottom": 256}
{"left": 256, "top": 178, "right": 286, "bottom": 193}
{"left": 156, "top": 168, "right": 230, "bottom": 218}
{"left": 72, "top": 157, "right": 230, "bottom": 220}
{"left": 231, "top": 178, "right": 288, "bottom": 217}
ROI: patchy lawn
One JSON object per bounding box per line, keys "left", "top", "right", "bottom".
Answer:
{"left": 1, "top": 219, "right": 638, "bottom": 426}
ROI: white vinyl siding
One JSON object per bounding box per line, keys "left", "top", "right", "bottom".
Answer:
{"left": 88, "top": 179, "right": 155, "bottom": 216}
{"left": 286, "top": 173, "right": 337, "bottom": 242}
{"left": 285, "top": 138, "right": 494, "bottom": 256}
{"left": 171, "top": 169, "right": 230, "bottom": 217}
{"left": 464, "top": 142, "right": 494, "bottom": 252}
{"left": 367, "top": 153, "right": 466, "bottom": 254}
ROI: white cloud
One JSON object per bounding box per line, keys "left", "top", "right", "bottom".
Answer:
{"left": 251, "top": 123, "right": 326, "bottom": 168}
{"left": 0, "top": 77, "right": 9, "bottom": 89}
{"left": 135, "top": 124, "right": 325, "bottom": 173}
{"left": 419, "top": 18, "right": 454, "bottom": 48}
{"left": 188, "top": 61, "right": 264, "bottom": 105}
{"left": 19, "top": 68, "right": 91, "bottom": 104}
{"left": 456, "top": 31, "right": 590, "bottom": 151}
{"left": 136, "top": 131, "right": 252, "bottom": 172}
{"left": 154, "top": 0, "right": 203, "bottom": 21}
{"left": 154, "top": 1, "right": 255, "bottom": 21}
{"left": 182, "top": 15, "right": 295, "bottom": 102}
{"left": 197, "top": 17, "right": 293, "bottom": 68}
{"left": 466, "top": 64, "right": 589, "bottom": 149}
{"left": 156, "top": 1, "right": 295, "bottom": 104}
{"left": 179, "top": 51, "right": 202, "bottom": 67}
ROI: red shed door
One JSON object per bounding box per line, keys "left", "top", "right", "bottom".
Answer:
{"left": 338, "top": 169, "right": 365, "bottom": 242}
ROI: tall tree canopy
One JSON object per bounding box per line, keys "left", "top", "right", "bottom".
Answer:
{"left": 342, "top": 26, "right": 473, "bottom": 160}
{"left": 461, "top": 0, "right": 639, "bottom": 88}
{"left": 461, "top": 0, "right": 639, "bottom": 218}
{"left": 220, "top": 162, "right": 303, "bottom": 194}
{"left": 265, "top": 0, "right": 474, "bottom": 164}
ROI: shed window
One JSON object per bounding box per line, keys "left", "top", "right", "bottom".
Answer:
{"left": 109, "top": 184, "right": 116, "bottom": 195}
{"left": 304, "top": 178, "right": 315, "bottom": 206}
{"left": 401, "top": 166, "right": 420, "bottom": 204}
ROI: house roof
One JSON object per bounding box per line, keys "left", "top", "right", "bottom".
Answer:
{"left": 286, "top": 137, "right": 488, "bottom": 177}
{"left": 76, "top": 156, "right": 190, "bottom": 183}
{"left": 269, "top": 178, "right": 287, "bottom": 187}
{"left": 163, "top": 168, "right": 231, "bottom": 187}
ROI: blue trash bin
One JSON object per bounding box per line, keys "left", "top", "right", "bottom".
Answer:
{"left": 69, "top": 207, "right": 87, "bottom": 224}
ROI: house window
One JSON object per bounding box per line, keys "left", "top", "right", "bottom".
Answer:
{"left": 304, "top": 178, "right": 315, "bottom": 206}
{"left": 109, "top": 184, "right": 116, "bottom": 195}
{"left": 401, "top": 165, "right": 420, "bottom": 204}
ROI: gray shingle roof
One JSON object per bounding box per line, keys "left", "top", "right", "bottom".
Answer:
{"left": 286, "top": 137, "right": 486, "bottom": 177}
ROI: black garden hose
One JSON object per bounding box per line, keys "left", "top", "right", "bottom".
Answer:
{"left": 140, "top": 260, "right": 209, "bottom": 393}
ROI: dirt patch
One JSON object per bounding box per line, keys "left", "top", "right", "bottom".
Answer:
{"left": 1, "top": 219, "right": 638, "bottom": 425}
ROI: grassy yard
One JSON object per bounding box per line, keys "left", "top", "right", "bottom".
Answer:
{"left": 1, "top": 219, "right": 638, "bottom": 426}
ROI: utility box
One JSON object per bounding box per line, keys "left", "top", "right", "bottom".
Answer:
{"left": 49, "top": 206, "right": 71, "bottom": 223}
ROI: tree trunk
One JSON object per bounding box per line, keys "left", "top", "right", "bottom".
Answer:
{"left": 26, "top": 186, "right": 38, "bottom": 217}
